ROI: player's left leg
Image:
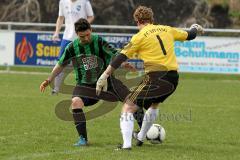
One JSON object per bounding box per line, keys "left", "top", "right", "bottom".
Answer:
{"left": 133, "top": 107, "right": 144, "bottom": 128}
{"left": 136, "top": 103, "right": 159, "bottom": 146}
{"left": 72, "top": 97, "right": 87, "bottom": 146}
{"left": 115, "top": 75, "right": 151, "bottom": 150}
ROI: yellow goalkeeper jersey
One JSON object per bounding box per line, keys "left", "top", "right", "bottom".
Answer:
{"left": 121, "top": 24, "right": 188, "bottom": 72}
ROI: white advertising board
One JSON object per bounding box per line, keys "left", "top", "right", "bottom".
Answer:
{"left": 176, "top": 36, "right": 240, "bottom": 74}
{"left": 0, "top": 31, "right": 15, "bottom": 65}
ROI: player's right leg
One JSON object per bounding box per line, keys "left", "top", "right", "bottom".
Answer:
{"left": 117, "top": 99, "right": 138, "bottom": 150}
{"left": 108, "top": 76, "right": 145, "bottom": 129}
{"left": 107, "top": 76, "right": 138, "bottom": 150}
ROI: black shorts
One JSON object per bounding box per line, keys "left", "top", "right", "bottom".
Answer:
{"left": 130, "top": 71, "right": 179, "bottom": 109}
{"left": 72, "top": 76, "right": 130, "bottom": 106}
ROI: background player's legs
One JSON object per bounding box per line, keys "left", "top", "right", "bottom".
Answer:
{"left": 52, "top": 39, "right": 72, "bottom": 94}
{"left": 53, "top": 71, "right": 65, "bottom": 93}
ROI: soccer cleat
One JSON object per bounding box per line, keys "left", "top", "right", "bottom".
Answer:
{"left": 136, "top": 139, "right": 144, "bottom": 146}
{"left": 73, "top": 135, "right": 88, "bottom": 147}
{"left": 132, "top": 131, "right": 144, "bottom": 147}
{"left": 114, "top": 144, "right": 131, "bottom": 151}
{"left": 132, "top": 130, "right": 139, "bottom": 139}
{"left": 51, "top": 90, "right": 58, "bottom": 95}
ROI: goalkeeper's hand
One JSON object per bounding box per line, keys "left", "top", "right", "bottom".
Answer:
{"left": 190, "top": 24, "right": 204, "bottom": 34}
{"left": 40, "top": 79, "right": 50, "bottom": 92}
{"left": 96, "top": 73, "right": 109, "bottom": 96}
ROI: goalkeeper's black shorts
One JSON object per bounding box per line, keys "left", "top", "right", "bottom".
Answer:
{"left": 128, "top": 70, "right": 179, "bottom": 109}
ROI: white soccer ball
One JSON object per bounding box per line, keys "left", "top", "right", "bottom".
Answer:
{"left": 146, "top": 124, "right": 166, "bottom": 144}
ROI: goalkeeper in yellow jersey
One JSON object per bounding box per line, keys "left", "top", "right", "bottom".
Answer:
{"left": 96, "top": 6, "right": 204, "bottom": 150}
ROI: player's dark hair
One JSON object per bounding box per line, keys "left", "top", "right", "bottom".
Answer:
{"left": 74, "top": 18, "right": 91, "bottom": 33}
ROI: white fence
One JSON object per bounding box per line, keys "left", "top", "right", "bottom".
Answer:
{"left": 1, "top": 22, "right": 240, "bottom": 33}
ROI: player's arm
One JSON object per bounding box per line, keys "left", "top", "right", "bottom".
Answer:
{"left": 188, "top": 24, "right": 204, "bottom": 39}
{"left": 86, "top": 0, "right": 94, "bottom": 23}
{"left": 186, "top": 28, "right": 197, "bottom": 40}
{"left": 53, "top": 1, "right": 65, "bottom": 41}
{"left": 53, "top": 16, "right": 64, "bottom": 41}
{"left": 39, "top": 64, "right": 64, "bottom": 92}
{"left": 87, "top": 16, "right": 94, "bottom": 24}
{"left": 40, "top": 44, "right": 74, "bottom": 92}
{"left": 171, "top": 24, "right": 204, "bottom": 41}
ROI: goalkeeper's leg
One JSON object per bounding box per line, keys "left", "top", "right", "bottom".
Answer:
{"left": 133, "top": 107, "right": 144, "bottom": 128}
{"left": 137, "top": 104, "right": 159, "bottom": 144}
{"left": 119, "top": 100, "right": 137, "bottom": 149}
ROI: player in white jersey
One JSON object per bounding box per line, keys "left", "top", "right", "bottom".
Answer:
{"left": 52, "top": 0, "right": 94, "bottom": 94}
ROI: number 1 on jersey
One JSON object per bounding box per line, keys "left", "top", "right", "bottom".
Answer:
{"left": 156, "top": 35, "right": 167, "bottom": 55}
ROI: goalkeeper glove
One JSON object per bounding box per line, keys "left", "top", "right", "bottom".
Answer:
{"left": 190, "top": 24, "right": 204, "bottom": 34}
{"left": 96, "top": 72, "right": 109, "bottom": 96}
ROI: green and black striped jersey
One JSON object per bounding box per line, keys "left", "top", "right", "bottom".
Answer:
{"left": 58, "top": 34, "right": 117, "bottom": 85}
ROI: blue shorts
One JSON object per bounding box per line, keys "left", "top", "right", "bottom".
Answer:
{"left": 58, "top": 39, "right": 72, "bottom": 59}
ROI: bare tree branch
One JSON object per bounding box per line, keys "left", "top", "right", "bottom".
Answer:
{"left": 0, "top": 0, "right": 40, "bottom": 22}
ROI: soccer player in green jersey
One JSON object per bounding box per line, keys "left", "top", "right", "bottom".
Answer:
{"left": 40, "top": 18, "right": 144, "bottom": 146}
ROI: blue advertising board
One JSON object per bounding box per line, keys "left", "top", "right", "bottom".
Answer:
{"left": 15, "top": 32, "right": 62, "bottom": 66}
{"left": 101, "top": 34, "right": 131, "bottom": 49}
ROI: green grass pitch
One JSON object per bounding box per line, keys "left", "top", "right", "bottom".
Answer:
{"left": 0, "top": 68, "right": 240, "bottom": 160}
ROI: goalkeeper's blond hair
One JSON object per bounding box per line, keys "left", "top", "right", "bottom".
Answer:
{"left": 133, "top": 6, "right": 154, "bottom": 24}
